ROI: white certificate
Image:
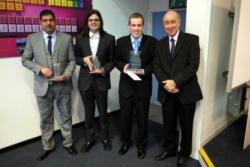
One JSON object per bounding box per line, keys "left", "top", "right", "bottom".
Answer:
{"left": 127, "top": 70, "right": 142, "bottom": 81}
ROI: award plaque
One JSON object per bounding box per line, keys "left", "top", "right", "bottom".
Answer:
{"left": 128, "top": 51, "right": 141, "bottom": 70}
{"left": 50, "top": 63, "right": 63, "bottom": 80}
{"left": 90, "top": 56, "right": 101, "bottom": 70}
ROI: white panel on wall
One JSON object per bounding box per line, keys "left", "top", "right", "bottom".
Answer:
{"left": 227, "top": 0, "right": 250, "bottom": 92}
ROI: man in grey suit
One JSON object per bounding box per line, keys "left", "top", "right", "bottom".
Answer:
{"left": 22, "top": 9, "right": 77, "bottom": 161}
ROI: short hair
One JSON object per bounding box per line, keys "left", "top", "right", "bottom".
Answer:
{"left": 166, "top": 10, "right": 181, "bottom": 23}
{"left": 128, "top": 12, "right": 144, "bottom": 25}
{"left": 39, "top": 9, "right": 55, "bottom": 20}
{"left": 82, "top": 9, "right": 104, "bottom": 36}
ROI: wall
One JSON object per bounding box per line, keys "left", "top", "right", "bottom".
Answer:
{"left": 0, "top": 0, "right": 149, "bottom": 149}
{"left": 201, "top": 0, "right": 242, "bottom": 144}
{"left": 187, "top": 0, "right": 242, "bottom": 159}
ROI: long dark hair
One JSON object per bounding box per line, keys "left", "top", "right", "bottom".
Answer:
{"left": 81, "top": 9, "right": 105, "bottom": 36}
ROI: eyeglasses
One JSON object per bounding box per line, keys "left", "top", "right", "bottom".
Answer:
{"left": 88, "top": 19, "right": 100, "bottom": 22}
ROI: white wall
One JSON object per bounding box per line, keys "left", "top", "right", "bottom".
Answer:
{"left": 187, "top": 0, "right": 242, "bottom": 159}
{"left": 0, "top": 0, "right": 149, "bottom": 149}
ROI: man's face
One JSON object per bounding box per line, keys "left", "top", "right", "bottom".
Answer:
{"left": 88, "top": 14, "right": 101, "bottom": 33}
{"left": 129, "top": 17, "right": 143, "bottom": 38}
{"left": 40, "top": 15, "right": 56, "bottom": 34}
{"left": 163, "top": 11, "right": 180, "bottom": 37}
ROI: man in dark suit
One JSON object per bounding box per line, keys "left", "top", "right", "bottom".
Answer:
{"left": 75, "top": 9, "right": 115, "bottom": 153}
{"left": 22, "top": 9, "right": 77, "bottom": 161}
{"left": 153, "top": 10, "right": 203, "bottom": 167}
{"left": 115, "top": 12, "right": 157, "bottom": 159}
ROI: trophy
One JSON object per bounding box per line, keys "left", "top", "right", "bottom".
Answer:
{"left": 90, "top": 56, "right": 101, "bottom": 70}
{"left": 50, "top": 62, "right": 63, "bottom": 80}
{"left": 128, "top": 51, "right": 141, "bottom": 70}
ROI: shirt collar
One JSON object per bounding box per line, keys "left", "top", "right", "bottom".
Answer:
{"left": 43, "top": 31, "right": 56, "bottom": 39}
{"left": 89, "top": 31, "right": 100, "bottom": 38}
{"left": 169, "top": 30, "right": 180, "bottom": 42}
{"left": 130, "top": 34, "right": 143, "bottom": 43}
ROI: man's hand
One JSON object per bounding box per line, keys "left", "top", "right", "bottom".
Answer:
{"left": 89, "top": 67, "right": 105, "bottom": 75}
{"left": 123, "top": 64, "right": 129, "bottom": 74}
{"left": 40, "top": 67, "right": 53, "bottom": 78}
{"left": 132, "top": 69, "right": 144, "bottom": 75}
{"left": 50, "top": 75, "right": 68, "bottom": 82}
{"left": 83, "top": 55, "right": 94, "bottom": 72}
{"left": 162, "top": 80, "right": 179, "bottom": 93}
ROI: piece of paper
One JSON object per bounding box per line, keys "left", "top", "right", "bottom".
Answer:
{"left": 126, "top": 70, "right": 142, "bottom": 81}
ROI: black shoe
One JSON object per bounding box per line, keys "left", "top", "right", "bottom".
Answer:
{"left": 137, "top": 147, "right": 146, "bottom": 159}
{"left": 81, "top": 141, "right": 95, "bottom": 153}
{"left": 177, "top": 155, "right": 190, "bottom": 167}
{"left": 37, "top": 149, "right": 54, "bottom": 161}
{"left": 154, "top": 151, "right": 176, "bottom": 161}
{"left": 118, "top": 143, "right": 131, "bottom": 155}
{"left": 102, "top": 140, "right": 112, "bottom": 151}
{"left": 64, "top": 146, "right": 77, "bottom": 155}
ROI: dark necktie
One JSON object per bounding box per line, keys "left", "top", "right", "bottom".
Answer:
{"left": 170, "top": 38, "right": 175, "bottom": 58}
{"left": 48, "top": 35, "right": 52, "bottom": 55}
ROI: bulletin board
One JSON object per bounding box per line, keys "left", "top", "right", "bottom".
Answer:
{"left": 0, "top": 0, "right": 92, "bottom": 58}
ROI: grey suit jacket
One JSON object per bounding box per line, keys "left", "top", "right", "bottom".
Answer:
{"left": 22, "top": 31, "right": 76, "bottom": 96}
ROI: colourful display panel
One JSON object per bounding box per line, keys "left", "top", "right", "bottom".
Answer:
{"left": 0, "top": 0, "right": 92, "bottom": 58}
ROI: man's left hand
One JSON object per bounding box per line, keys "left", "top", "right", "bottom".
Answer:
{"left": 89, "top": 67, "right": 105, "bottom": 75}
{"left": 131, "top": 69, "right": 144, "bottom": 75}
{"left": 50, "top": 75, "right": 68, "bottom": 82}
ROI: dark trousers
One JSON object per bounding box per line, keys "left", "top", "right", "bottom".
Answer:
{"left": 79, "top": 84, "right": 110, "bottom": 142}
{"left": 162, "top": 94, "right": 195, "bottom": 156}
{"left": 119, "top": 95, "right": 150, "bottom": 148}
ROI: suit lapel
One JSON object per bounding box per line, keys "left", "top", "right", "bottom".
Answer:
{"left": 96, "top": 34, "right": 104, "bottom": 58}
{"left": 52, "top": 31, "right": 61, "bottom": 61}
{"left": 84, "top": 35, "right": 92, "bottom": 55}
{"left": 175, "top": 31, "right": 184, "bottom": 57}
{"left": 125, "top": 35, "right": 133, "bottom": 60}
{"left": 38, "top": 32, "right": 47, "bottom": 56}
{"left": 138, "top": 34, "right": 145, "bottom": 51}
{"left": 162, "top": 37, "right": 170, "bottom": 62}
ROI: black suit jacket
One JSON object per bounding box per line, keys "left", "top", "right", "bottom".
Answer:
{"left": 75, "top": 31, "right": 115, "bottom": 91}
{"left": 153, "top": 31, "right": 203, "bottom": 104}
{"left": 115, "top": 34, "right": 157, "bottom": 98}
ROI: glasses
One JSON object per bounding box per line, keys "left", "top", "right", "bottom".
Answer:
{"left": 88, "top": 18, "right": 100, "bottom": 22}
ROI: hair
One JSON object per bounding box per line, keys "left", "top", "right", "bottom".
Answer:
{"left": 39, "top": 9, "right": 56, "bottom": 20}
{"left": 81, "top": 9, "right": 105, "bottom": 36}
{"left": 128, "top": 12, "right": 144, "bottom": 25}
{"left": 166, "top": 10, "right": 181, "bottom": 23}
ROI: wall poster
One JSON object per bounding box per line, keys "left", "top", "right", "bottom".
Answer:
{"left": 0, "top": 0, "right": 92, "bottom": 58}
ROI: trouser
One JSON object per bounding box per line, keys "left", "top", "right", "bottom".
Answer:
{"left": 36, "top": 84, "right": 72, "bottom": 150}
{"left": 80, "top": 85, "right": 110, "bottom": 142}
{"left": 162, "top": 94, "right": 195, "bottom": 156}
{"left": 119, "top": 95, "right": 150, "bottom": 148}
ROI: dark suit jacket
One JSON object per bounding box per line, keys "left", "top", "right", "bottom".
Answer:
{"left": 115, "top": 34, "right": 157, "bottom": 98}
{"left": 153, "top": 31, "right": 203, "bottom": 104}
{"left": 75, "top": 31, "right": 115, "bottom": 91}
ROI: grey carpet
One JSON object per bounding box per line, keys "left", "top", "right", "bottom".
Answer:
{"left": 205, "top": 115, "right": 250, "bottom": 167}
{"left": 0, "top": 112, "right": 200, "bottom": 167}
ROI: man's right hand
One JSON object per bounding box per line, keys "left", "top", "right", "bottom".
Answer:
{"left": 40, "top": 67, "right": 53, "bottom": 78}
{"left": 83, "top": 55, "right": 94, "bottom": 72}
{"left": 123, "top": 64, "right": 129, "bottom": 74}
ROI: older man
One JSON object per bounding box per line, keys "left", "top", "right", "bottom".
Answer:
{"left": 153, "top": 10, "right": 203, "bottom": 167}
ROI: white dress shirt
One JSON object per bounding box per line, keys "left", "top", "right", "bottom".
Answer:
{"left": 89, "top": 31, "right": 100, "bottom": 59}
{"left": 43, "top": 31, "right": 56, "bottom": 54}
{"left": 169, "top": 30, "right": 179, "bottom": 51}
